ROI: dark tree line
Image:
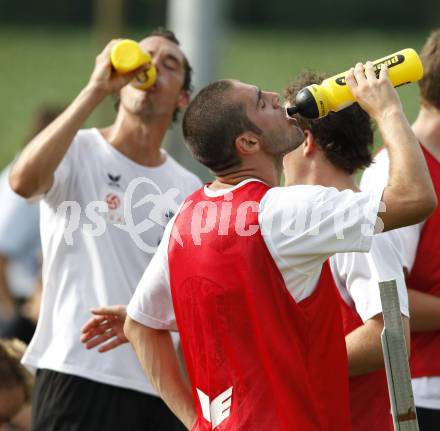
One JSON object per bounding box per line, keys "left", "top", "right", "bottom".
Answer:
{"left": 0, "top": 0, "right": 438, "bottom": 30}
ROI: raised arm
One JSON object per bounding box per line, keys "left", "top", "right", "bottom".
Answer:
{"left": 124, "top": 317, "right": 196, "bottom": 430}
{"left": 346, "top": 62, "right": 437, "bottom": 232}
{"left": 9, "top": 40, "right": 145, "bottom": 198}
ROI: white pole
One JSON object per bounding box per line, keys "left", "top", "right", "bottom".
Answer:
{"left": 165, "top": 0, "right": 225, "bottom": 180}
{"left": 380, "top": 280, "right": 419, "bottom": 431}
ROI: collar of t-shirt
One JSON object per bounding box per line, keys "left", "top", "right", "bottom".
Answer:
{"left": 203, "top": 178, "right": 267, "bottom": 198}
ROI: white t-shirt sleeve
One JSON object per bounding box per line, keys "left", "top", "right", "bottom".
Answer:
{"left": 127, "top": 215, "right": 176, "bottom": 331}
{"left": 330, "top": 230, "right": 409, "bottom": 322}
{"left": 360, "top": 149, "right": 422, "bottom": 272}
{"left": 259, "top": 184, "right": 383, "bottom": 276}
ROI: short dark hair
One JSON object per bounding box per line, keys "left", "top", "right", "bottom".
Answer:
{"left": 183, "top": 80, "right": 262, "bottom": 173}
{"left": 284, "top": 70, "right": 374, "bottom": 175}
{"left": 419, "top": 29, "right": 440, "bottom": 110}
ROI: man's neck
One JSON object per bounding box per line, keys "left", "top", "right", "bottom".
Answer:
{"left": 100, "top": 110, "right": 171, "bottom": 167}
{"left": 288, "top": 162, "right": 357, "bottom": 192}
{"left": 210, "top": 158, "right": 280, "bottom": 191}
{"left": 413, "top": 104, "right": 440, "bottom": 161}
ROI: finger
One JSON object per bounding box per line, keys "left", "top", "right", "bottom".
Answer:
{"left": 379, "top": 63, "right": 388, "bottom": 81}
{"left": 80, "top": 325, "right": 111, "bottom": 343}
{"left": 91, "top": 307, "right": 119, "bottom": 316}
{"left": 81, "top": 316, "right": 107, "bottom": 333}
{"left": 80, "top": 325, "right": 110, "bottom": 343}
{"left": 345, "top": 68, "right": 357, "bottom": 90}
{"left": 364, "top": 61, "right": 376, "bottom": 81}
{"left": 80, "top": 332, "right": 93, "bottom": 343}
{"left": 99, "top": 338, "right": 127, "bottom": 353}
{"left": 91, "top": 305, "right": 126, "bottom": 318}
{"left": 353, "top": 62, "right": 366, "bottom": 85}
{"left": 113, "top": 65, "right": 149, "bottom": 88}
{"left": 92, "top": 321, "right": 113, "bottom": 335}
{"left": 85, "top": 332, "right": 115, "bottom": 350}
{"left": 103, "top": 38, "right": 123, "bottom": 56}
{"left": 81, "top": 322, "right": 113, "bottom": 342}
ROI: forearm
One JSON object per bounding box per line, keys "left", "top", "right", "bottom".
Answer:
{"left": 346, "top": 319, "right": 385, "bottom": 377}
{"left": 10, "top": 84, "right": 106, "bottom": 198}
{"left": 124, "top": 317, "right": 196, "bottom": 429}
{"left": 379, "top": 110, "right": 436, "bottom": 230}
{"left": 408, "top": 288, "right": 440, "bottom": 331}
{"left": 346, "top": 314, "right": 410, "bottom": 376}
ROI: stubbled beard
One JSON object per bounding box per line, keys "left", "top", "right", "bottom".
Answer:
{"left": 262, "top": 135, "right": 303, "bottom": 159}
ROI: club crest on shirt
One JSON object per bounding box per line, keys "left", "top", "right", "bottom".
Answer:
{"left": 103, "top": 188, "right": 124, "bottom": 224}
{"left": 107, "top": 173, "right": 121, "bottom": 188}
{"left": 105, "top": 193, "right": 121, "bottom": 210}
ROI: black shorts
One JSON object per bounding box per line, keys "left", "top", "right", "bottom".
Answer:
{"left": 32, "top": 369, "right": 186, "bottom": 431}
{"left": 416, "top": 406, "right": 440, "bottom": 431}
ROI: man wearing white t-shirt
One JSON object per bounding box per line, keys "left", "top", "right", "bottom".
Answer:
{"left": 283, "top": 71, "right": 409, "bottom": 431}
{"left": 122, "top": 64, "right": 436, "bottom": 429}
{"left": 361, "top": 30, "right": 440, "bottom": 431}
{"left": 9, "top": 28, "right": 201, "bottom": 431}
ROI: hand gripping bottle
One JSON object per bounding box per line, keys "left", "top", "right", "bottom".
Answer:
{"left": 111, "top": 39, "right": 157, "bottom": 90}
{"left": 287, "top": 48, "right": 423, "bottom": 119}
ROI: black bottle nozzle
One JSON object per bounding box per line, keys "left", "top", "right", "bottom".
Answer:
{"left": 286, "top": 106, "right": 299, "bottom": 118}
{"left": 285, "top": 87, "right": 320, "bottom": 120}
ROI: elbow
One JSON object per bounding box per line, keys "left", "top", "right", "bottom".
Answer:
{"left": 9, "top": 166, "right": 35, "bottom": 199}
{"left": 9, "top": 162, "right": 49, "bottom": 199}
{"left": 123, "top": 316, "right": 135, "bottom": 342}
{"left": 416, "top": 191, "right": 437, "bottom": 223}
{"left": 404, "top": 189, "right": 438, "bottom": 226}
{"left": 123, "top": 315, "right": 142, "bottom": 343}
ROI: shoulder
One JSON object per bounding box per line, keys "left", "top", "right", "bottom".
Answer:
{"left": 261, "top": 184, "right": 373, "bottom": 214}
{"left": 261, "top": 184, "right": 337, "bottom": 205}
{"left": 61, "top": 128, "right": 99, "bottom": 160}
{"left": 164, "top": 154, "right": 203, "bottom": 191}
{"left": 73, "top": 128, "right": 102, "bottom": 150}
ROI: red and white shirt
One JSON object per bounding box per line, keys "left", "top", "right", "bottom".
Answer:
{"left": 128, "top": 179, "right": 383, "bottom": 430}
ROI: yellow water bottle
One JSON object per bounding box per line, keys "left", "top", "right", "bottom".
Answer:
{"left": 287, "top": 48, "right": 423, "bottom": 119}
{"left": 111, "top": 39, "right": 157, "bottom": 90}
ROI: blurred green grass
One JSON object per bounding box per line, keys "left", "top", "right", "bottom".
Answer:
{"left": 0, "top": 26, "right": 427, "bottom": 170}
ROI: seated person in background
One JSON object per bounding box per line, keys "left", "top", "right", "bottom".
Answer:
{"left": 0, "top": 106, "right": 62, "bottom": 343}
{"left": 0, "top": 338, "right": 33, "bottom": 431}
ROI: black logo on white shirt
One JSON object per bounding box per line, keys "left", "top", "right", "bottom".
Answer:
{"left": 107, "top": 173, "right": 121, "bottom": 188}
